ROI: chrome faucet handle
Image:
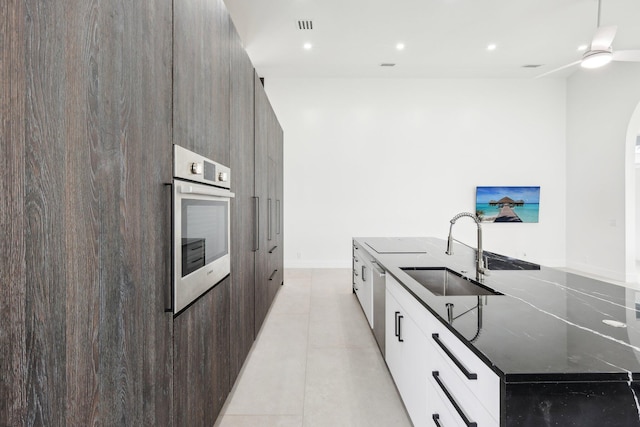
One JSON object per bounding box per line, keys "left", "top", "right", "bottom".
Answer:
{"left": 481, "top": 256, "right": 491, "bottom": 276}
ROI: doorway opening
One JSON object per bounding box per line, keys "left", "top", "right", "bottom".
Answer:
{"left": 626, "top": 101, "right": 640, "bottom": 284}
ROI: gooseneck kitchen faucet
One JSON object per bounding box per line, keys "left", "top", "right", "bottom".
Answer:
{"left": 445, "top": 212, "right": 487, "bottom": 281}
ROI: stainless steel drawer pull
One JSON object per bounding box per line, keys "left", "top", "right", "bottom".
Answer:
{"left": 432, "top": 333, "right": 477, "bottom": 380}
{"left": 267, "top": 198, "right": 272, "bottom": 241}
{"left": 432, "top": 414, "right": 443, "bottom": 427}
{"left": 432, "top": 371, "right": 477, "bottom": 427}
{"left": 252, "top": 197, "right": 259, "bottom": 252}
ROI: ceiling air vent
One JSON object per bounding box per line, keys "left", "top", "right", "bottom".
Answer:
{"left": 380, "top": 63, "right": 396, "bottom": 67}
{"left": 522, "top": 64, "right": 542, "bottom": 68}
{"left": 297, "top": 20, "right": 313, "bottom": 30}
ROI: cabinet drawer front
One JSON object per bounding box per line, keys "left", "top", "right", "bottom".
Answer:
{"left": 427, "top": 377, "right": 467, "bottom": 427}
{"left": 428, "top": 367, "right": 498, "bottom": 427}
{"left": 429, "top": 325, "right": 500, "bottom": 421}
{"left": 353, "top": 254, "right": 362, "bottom": 286}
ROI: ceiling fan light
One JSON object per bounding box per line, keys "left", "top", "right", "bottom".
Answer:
{"left": 581, "top": 50, "right": 613, "bottom": 69}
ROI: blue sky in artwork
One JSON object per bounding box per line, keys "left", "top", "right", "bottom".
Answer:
{"left": 476, "top": 186, "right": 540, "bottom": 204}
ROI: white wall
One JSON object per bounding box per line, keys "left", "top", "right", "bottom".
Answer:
{"left": 566, "top": 63, "right": 640, "bottom": 282}
{"left": 636, "top": 164, "right": 640, "bottom": 262}
{"left": 264, "top": 78, "right": 567, "bottom": 268}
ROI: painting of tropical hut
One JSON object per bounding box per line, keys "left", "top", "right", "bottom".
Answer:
{"left": 475, "top": 186, "right": 540, "bottom": 223}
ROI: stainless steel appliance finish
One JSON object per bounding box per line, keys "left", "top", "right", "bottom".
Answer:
{"left": 174, "top": 143, "right": 231, "bottom": 189}
{"left": 172, "top": 144, "right": 234, "bottom": 314}
{"left": 371, "top": 260, "right": 386, "bottom": 357}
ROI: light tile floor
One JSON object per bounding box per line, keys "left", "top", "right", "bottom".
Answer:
{"left": 215, "top": 269, "right": 412, "bottom": 427}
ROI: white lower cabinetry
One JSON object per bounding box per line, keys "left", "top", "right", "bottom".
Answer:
{"left": 353, "top": 244, "right": 373, "bottom": 327}
{"left": 386, "top": 287, "right": 431, "bottom": 426}
{"left": 386, "top": 274, "right": 499, "bottom": 427}
{"left": 427, "top": 377, "right": 467, "bottom": 427}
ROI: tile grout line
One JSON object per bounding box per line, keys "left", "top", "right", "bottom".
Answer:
{"left": 300, "top": 270, "right": 314, "bottom": 427}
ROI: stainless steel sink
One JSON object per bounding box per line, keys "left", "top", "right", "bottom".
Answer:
{"left": 400, "top": 267, "right": 503, "bottom": 296}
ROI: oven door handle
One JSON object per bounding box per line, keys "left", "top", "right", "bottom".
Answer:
{"left": 177, "top": 184, "right": 235, "bottom": 198}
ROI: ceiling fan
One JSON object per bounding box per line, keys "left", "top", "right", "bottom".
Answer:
{"left": 536, "top": 0, "right": 640, "bottom": 78}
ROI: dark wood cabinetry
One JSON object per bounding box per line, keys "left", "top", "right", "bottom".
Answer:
{"left": 172, "top": 0, "right": 233, "bottom": 424}
{"left": 1, "top": 1, "right": 174, "bottom": 425}
{"left": 254, "top": 75, "right": 284, "bottom": 333}
{"left": 229, "top": 21, "right": 257, "bottom": 384}
{"left": 173, "top": 0, "right": 230, "bottom": 165}
{"left": 173, "top": 279, "right": 231, "bottom": 426}
{"left": 1, "top": 1, "right": 282, "bottom": 425}
{"left": 1, "top": 2, "right": 26, "bottom": 425}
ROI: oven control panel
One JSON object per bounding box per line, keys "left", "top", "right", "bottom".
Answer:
{"left": 174, "top": 144, "right": 231, "bottom": 189}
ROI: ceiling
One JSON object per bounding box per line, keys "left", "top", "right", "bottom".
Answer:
{"left": 223, "top": 0, "right": 640, "bottom": 79}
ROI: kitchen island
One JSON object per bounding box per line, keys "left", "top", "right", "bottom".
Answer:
{"left": 353, "top": 237, "right": 640, "bottom": 427}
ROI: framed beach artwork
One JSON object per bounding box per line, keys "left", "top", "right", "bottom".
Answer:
{"left": 476, "top": 186, "right": 540, "bottom": 223}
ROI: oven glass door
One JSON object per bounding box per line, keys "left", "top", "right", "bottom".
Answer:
{"left": 173, "top": 180, "right": 233, "bottom": 314}
{"left": 181, "top": 198, "right": 228, "bottom": 276}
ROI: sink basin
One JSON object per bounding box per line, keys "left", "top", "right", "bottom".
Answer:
{"left": 400, "top": 267, "right": 503, "bottom": 296}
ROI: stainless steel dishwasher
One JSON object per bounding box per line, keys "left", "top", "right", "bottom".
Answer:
{"left": 371, "top": 260, "right": 386, "bottom": 357}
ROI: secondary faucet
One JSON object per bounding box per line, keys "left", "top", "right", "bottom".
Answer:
{"left": 445, "top": 212, "right": 487, "bottom": 281}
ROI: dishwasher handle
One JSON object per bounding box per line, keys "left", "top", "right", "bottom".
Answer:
{"left": 371, "top": 260, "right": 385, "bottom": 276}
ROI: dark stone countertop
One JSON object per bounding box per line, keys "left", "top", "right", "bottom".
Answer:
{"left": 355, "top": 237, "right": 640, "bottom": 384}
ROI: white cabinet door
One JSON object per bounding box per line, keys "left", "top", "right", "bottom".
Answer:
{"left": 386, "top": 274, "right": 500, "bottom": 427}
{"left": 385, "top": 285, "right": 430, "bottom": 427}
{"left": 385, "top": 288, "right": 403, "bottom": 385}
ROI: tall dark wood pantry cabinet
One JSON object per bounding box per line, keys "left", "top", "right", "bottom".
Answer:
{"left": 1, "top": 0, "right": 174, "bottom": 424}
{"left": 229, "top": 20, "right": 257, "bottom": 384}
{"left": 254, "top": 75, "right": 285, "bottom": 334}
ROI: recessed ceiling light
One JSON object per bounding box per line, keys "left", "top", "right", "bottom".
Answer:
{"left": 487, "top": 44, "right": 497, "bottom": 51}
{"left": 577, "top": 44, "right": 588, "bottom": 52}
{"left": 396, "top": 43, "right": 405, "bottom": 51}
{"left": 303, "top": 43, "right": 312, "bottom": 50}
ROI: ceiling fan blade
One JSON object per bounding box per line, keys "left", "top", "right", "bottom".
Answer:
{"left": 535, "top": 60, "right": 581, "bottom": 78}
{"left": 590, "top": 25, "right": 617, "bottom": 50}
{"left": 613, "top": 50, "right": 640, "bottom": 62}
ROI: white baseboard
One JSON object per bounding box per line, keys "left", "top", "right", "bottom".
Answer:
{"left": 565, "top": 260, "right": 627, "bottom": 283}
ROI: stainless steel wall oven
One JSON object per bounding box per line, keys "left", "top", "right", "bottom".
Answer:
{"left": 172, "top": 144, "right": 234, "bottom": 314}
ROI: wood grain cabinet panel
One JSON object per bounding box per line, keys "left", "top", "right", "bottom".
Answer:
{"left": 253, "top": 76, "right": 285, "bottom": 332}
{"left": 229, "top": 21, "right": 257, "bottom": 384}
{"left": 2, "top": 0, "right": 174, "bottom": 425}
{"left": 172, "top": 0, "right": 234, "bottom": 424}
{"left": 254, "top": 73, "right": 272, "bottom": 333}
{"left": 173, "top": 0, "right": 230, "bottom": 165}
{"left": 0, "top": 1, "right": 27, "bottom": 425}
{"left": 173, "top": 279, "right": 231, "bottom": 426}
